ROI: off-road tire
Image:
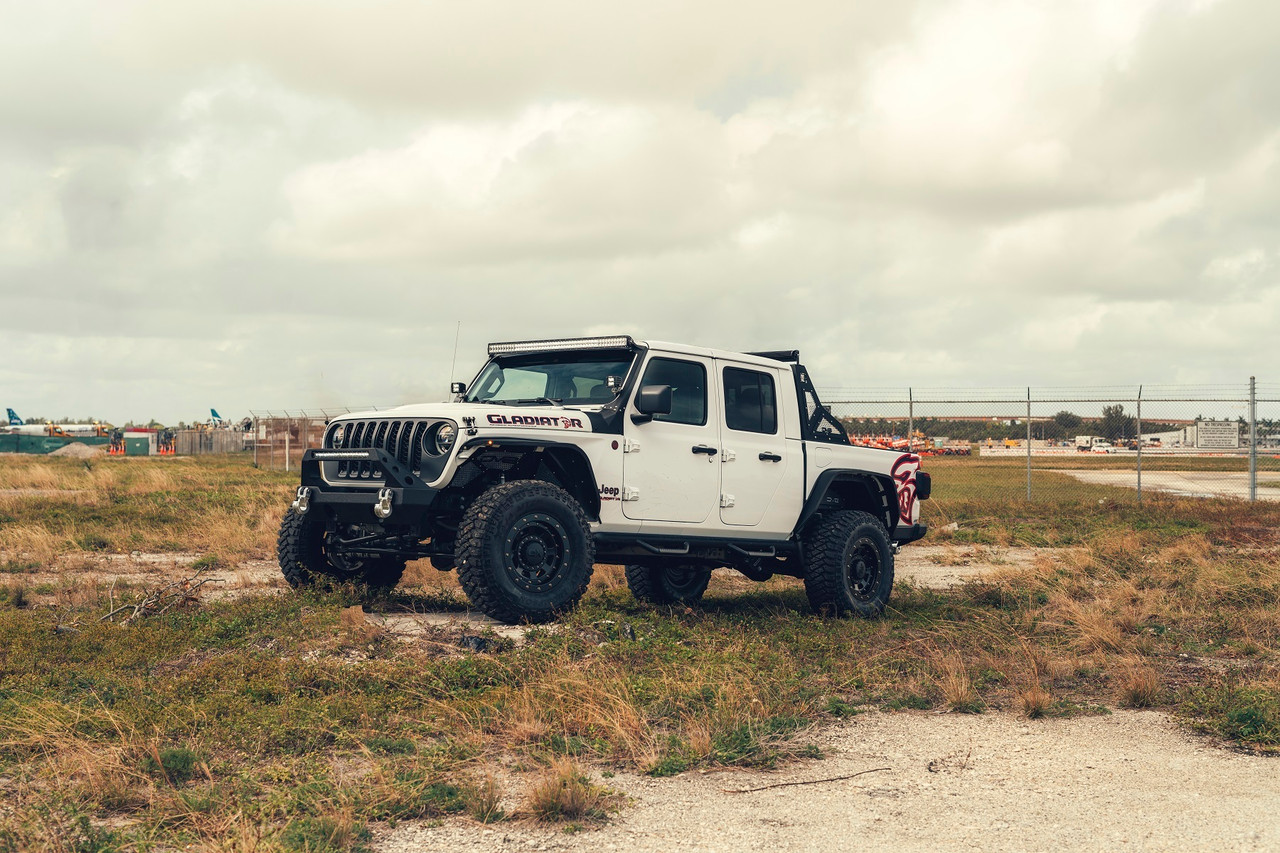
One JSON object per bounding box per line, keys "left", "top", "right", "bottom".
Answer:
{"left": 802, "top": 510, "right": 893, "bottom": 617}
{"left": 624, "top": 564, "right": 712, "bottom": 605}
{"left": 455, "top": 480, "right": 594, "bottom": 624}
{"left": 276, "top": 510, "right": 406, "bottom": 590}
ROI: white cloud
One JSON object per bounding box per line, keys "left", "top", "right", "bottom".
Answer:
{"left": 0, "top": 0, "right": 1277, "bottom": 423}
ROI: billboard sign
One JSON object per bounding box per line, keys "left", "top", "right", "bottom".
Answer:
{"left": 1195, "top": 420, "right": 1240, "bottom": 450}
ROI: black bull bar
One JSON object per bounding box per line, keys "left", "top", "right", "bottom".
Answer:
{"left": 294, "top": 448, "right": 438, "bottom": 522}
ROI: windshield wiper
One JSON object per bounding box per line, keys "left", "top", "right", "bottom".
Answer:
{"left": 511, "top": 397, "right": 562, "bottom": 406}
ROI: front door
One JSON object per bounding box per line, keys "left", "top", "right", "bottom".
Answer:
{"left": 622, "top": 354, "right": 720, "bottom": 524}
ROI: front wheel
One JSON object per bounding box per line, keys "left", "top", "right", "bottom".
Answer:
{"left": 802, "top": 510, "right": 894, "bottom": 617}
{"left": 276, "top": 510, "right": 406, "bottom": 590}
{"left": 454, "top": 481, "right": 595, "bottom": 624}
{"left": 625, "top": 563, "right": 712, "bottom": 605}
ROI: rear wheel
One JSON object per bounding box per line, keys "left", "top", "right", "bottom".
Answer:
{"left": 276, "top": 510, "right": 406, "bottom": 590}
{"left": 455, "top": 480, "right": 595, "bottom": 624}
{"left": 802, "top": 510, "right": 893, "bottom": 617}
{"left": 625, "top": 563, "right": 712, "bottom": 605}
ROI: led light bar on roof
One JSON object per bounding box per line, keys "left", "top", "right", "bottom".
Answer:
{"left": 487, "top": 335, "right": 635, "bottom": 356}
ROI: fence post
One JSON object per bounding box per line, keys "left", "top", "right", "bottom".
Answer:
{"left": 1250, "top": 376, "right": 1257, "bottom": 502}
{"left": 1136, "top": 385, "right": 1143, "bottom": 503}
{"left": 285, "top": 421, "right": 291, "bottom": 473}
{"left": 1026, "top": 387, "right": 1032, "bottom": 501}
{"left": 908, "top": 387, "right": 914, "bottom": 453}
{"left": 253, "top": 417, "right": 258, "bottom": 467}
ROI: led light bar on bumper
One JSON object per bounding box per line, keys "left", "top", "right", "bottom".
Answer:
{"left": 487, "top": 335, "right": 635, "bottom": 356}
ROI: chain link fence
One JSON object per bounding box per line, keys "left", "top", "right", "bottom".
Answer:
{"left": 826, "top": 379, "right": 1280, "bottom": 504}
{"left": 248, "top": 408, "right": 379, "bottom": 472}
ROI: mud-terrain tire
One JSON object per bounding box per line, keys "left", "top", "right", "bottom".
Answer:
{"left": 624, "top": 564, "right": 712, "bottom": 605}
{"left": 455, "top": 480, "right": 595, "bottom": 624}
{"left": 276, "top": 510, "right": 406, "bottom": 590}
{"left": 802, "top": 510, "right": 894, "bottom": 617}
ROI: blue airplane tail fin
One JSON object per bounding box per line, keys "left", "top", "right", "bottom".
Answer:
{"left": 6, "top": 409, "right": 21, "bottom": 426}
{"left": 211, "top": 408, "right": 222, "bottom": 420}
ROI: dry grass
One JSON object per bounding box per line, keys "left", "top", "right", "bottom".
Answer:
{"left": 522, "top": 759, "right": 611, "bottom": 822}
{"left": 1119, "top": 665, "right": 1162, "bottom": 708}
{"left": 468, "top": 774, "right": 504, "bottom": 823}
{"left": 936, "top": 655, "right": 982, "bottom": 713}
{"left": 1020, "top": 685, "right": 1052, "bottom": 719}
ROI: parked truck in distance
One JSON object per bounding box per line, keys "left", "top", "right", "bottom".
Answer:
{"left": 278, "top": 336, "right": 931, "bottom": 623}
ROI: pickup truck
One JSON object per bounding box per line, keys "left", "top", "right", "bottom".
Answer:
{"left": 279, "top": 336, "right": 930, "bottom": 623}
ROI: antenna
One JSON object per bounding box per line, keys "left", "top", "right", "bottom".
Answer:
{"left": 449, "top": 321, "right": 462, "bottom": 381}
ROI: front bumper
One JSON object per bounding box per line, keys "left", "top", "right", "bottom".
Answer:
{"left": 892, "top": 523, "right": 928, "bottom": 545}
{"left": 295, "top": 448, "right": 438, "bottom": 523}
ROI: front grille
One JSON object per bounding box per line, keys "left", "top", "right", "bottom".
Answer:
{"left": 326, "top": 418, "right": 449, "bottom": 481}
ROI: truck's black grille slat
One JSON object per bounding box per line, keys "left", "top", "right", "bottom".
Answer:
{"left": 386, "top": 422, "right": 402, "bottom": 463}
{"left": 409, "top": 422, "right": 426, "bottom": 473}
{"left": 350, "top": 422, "right": 366, "bottom": 449}
{"left": 372, "top": 422, "right": 387, "bottom": 449}
{"left": 398, "top": 421, "right": 414, "bottom": 465}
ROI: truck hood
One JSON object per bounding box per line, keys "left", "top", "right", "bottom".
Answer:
{"left": 336, "top": 402, "right": 596, "bottom": 434}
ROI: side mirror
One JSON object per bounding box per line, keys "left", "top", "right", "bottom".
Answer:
{"left": 632, "top": 385, "right": 672, "bottom": 424}
{"left": 450, "top": 382, "right": 467, "bottom": 395}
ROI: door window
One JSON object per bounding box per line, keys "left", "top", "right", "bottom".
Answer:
{"left": 638, "top": 358, "right": 706, "bottom": 425}
{"left": 723, "top": 367, "right": 777, "bottom": 434}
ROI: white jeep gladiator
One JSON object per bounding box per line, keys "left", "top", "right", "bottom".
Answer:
{"left": 278, "top": 335, "right": 930, "bottom": 623}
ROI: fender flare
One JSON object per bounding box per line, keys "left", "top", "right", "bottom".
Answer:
{"left": 459, "top": 438, "right": 602, "bottom": 520}
{"left": 794, "top": 470, "right": 896, "bottom": 536}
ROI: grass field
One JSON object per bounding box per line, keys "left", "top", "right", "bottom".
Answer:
{"left": 1, "top": 453, "right": 1278, "bottom": 851}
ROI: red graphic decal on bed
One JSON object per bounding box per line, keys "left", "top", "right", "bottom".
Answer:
{"left": 891, "top": 454, "right": 921, "bottom": 524}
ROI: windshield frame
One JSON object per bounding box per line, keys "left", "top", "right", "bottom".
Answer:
{"left": 464, "top": 348, "right": 640, "bottom": 407}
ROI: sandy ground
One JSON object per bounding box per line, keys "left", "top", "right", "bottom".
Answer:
{"left": 1048, "top": 468, "right": 1280, "bottom": 501}
{"left": 377, "top": 710, "right": 1280, "bottom": 853}
{"left": 13, "top": 543, "right": 1052, "bottom": 629}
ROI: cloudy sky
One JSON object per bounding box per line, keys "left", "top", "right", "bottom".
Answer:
{"left": 1, "top": 0, "right": 1276, "bottom": 424}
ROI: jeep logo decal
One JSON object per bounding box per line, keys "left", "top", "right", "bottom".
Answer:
{"left": 486, "top": 414, "right": 586, "bottom": 429}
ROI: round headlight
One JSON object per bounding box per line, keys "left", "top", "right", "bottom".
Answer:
{"left": 435, "top": 423, "right": 456, "bottom": 455}
{"left": 329, "top": 426, "right": 344, "bottom": 448}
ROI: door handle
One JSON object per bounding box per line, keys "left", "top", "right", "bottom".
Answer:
{"left": 758, "top": 452, "right": 782, "bottom": 462}
{"left": 692, "top": 445, "right": 718, "bottom": 456}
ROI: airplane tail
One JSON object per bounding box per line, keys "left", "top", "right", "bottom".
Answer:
{"left": 6, "top": 409, "right": 21, "bottom": 426}
{"left": 211, "top": 408, "right": 222, "bottom": 421}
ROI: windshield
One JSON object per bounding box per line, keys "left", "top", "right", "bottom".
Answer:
{"left": 465, "top": 349, "right": 636, "bottom": 405}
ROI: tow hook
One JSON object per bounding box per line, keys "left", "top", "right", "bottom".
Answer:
{"left": 374, "top": 488, "right": 394, "bottom": 520}
{"left": 291, "top": 486, "right": 312, "bottom": 515}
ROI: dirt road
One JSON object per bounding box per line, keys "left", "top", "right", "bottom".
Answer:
{"left": 1048, "top": 468, "right": 1280, "bottom": 501}
{"left": 378, "top": 710, "right": 1280, "bottom": 853}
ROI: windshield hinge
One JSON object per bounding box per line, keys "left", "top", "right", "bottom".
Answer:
{"left": 623, "top": 438, "right": 640, "bottom": 453}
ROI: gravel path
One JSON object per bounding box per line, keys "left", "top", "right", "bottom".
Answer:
{"left": 377, "top": 710, "right": 1279, "bottom": 853}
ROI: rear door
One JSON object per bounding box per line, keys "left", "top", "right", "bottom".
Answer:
{"left": 621, "top": 354, "right": 720, "bottom": 524}
{"left": 718, "top": 363, "right": 794, "bottom": 528}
